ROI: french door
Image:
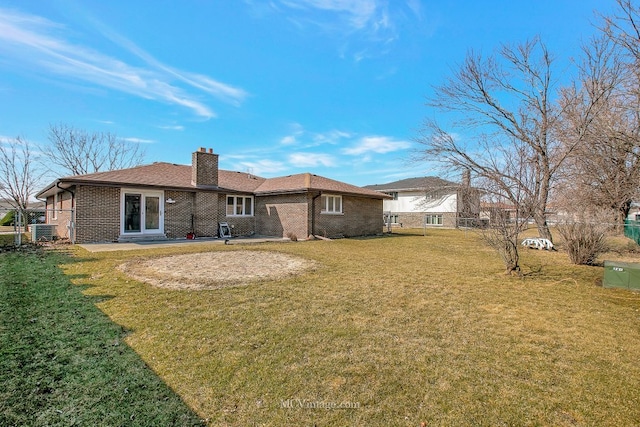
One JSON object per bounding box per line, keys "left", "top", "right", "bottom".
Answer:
{"left": 121, "top": 190, "right": 164, "bottom": 235}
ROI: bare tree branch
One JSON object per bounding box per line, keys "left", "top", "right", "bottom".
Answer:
{"left": 0, "top": 137, "right": 44, "bottom": 212}
{"left": 43, "top": 123, "right": 146, "bottom": 176}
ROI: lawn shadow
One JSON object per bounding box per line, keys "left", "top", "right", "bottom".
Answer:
{"left": 0, "top": 248, "right": 205, "bottom": 426}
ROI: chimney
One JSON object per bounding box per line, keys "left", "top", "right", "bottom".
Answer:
{"left": 461, "top": 169, "right": 471, "bottom": 187}
{"left": 192, "top": 147, "right": 219, "bottom": 187}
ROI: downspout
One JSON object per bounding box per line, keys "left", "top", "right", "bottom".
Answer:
{"left": 56, "top": 182, "right": 76, "bottom": 243}
{"left": 311, "top": 191, "right": 322, "bottom": 238}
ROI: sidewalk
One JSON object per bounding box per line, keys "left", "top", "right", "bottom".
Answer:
{"left": 79, "top": 236, "right": 288, "bottom": 252}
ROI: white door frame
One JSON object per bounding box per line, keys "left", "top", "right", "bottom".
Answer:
{"left": 120, "top": 188, "right": 165, "bottom": 236}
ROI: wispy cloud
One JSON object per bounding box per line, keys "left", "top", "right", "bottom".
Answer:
{"left": 122, "top": 137, "right": 155, "bottom": 144}
{"left": 288, "top": 152, "right": 336, "bottom": 168}
{"left": 342, "top": 135, "right": 411, "bottom": 155}
{"left": 280, "top": 123, "right": 350, "bottom": 147}
{"left": 264, "top": 0, "right": 421, "bottom": 60}
{"left": 279, "top": 0, "right": 379, "bottom": 31}
{"left": 0, "top": 7, "right": 247, "bottom": 118}
{"left": 158, "top": 125, "right": 185, "bottom": 131}
{"left": 236, "top": 159, "right": 287, "bottom": 175}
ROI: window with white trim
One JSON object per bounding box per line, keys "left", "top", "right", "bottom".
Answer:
{"left": 321, "top": 194, "right": 342, "bottom": 214}
{"left": 425, "top": 214, "right": 443, "bottom": 226}
{"left": 226, "top": 195, "right": 254, "bottom": 216}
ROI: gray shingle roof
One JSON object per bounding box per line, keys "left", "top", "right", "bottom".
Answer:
{"left": 364, "top": 176, "right": 459, "bottom": 192}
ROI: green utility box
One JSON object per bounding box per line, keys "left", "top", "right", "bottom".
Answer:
{"left": 603, "top": 261, "right": 640, "bottom": 291}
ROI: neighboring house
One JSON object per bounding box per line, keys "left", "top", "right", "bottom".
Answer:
{"left": 627, "top": 202, "right": 640, "bottom": 222}
{"left": 35, "top": 148, "right": 388, "bottom": 243}
{"left": 0, "top": 198, "right": 45, "bottom": 210}
{"left": 364, "top": 174, "right": 480, "bottom": 228}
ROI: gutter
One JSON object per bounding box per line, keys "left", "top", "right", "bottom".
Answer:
{"left": 56, "top": 182, "right": 75, "bottom": 209}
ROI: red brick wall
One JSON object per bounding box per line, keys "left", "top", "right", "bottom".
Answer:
{"left": 255, "top": 194, "right": 310, "bottom": 239}
{"left": 75, "top": 185, "right": 120, "bottom": 243}
{"left": 193, "top": 192, "right": 219, "bottom": 237}
{"left": 314, "top": 195, "right": 383, "bottom": 238}
{"left": 164, "top": 190, "right": 195, "bottom": 238}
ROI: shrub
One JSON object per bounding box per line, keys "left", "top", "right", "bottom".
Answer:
{"left": 556, "top": 221, "right": 609, "bottom": 265}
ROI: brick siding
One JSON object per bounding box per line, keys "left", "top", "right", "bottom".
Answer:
{"left": 314, "top": 195, "right": 382, "bottom": 238}
{"left": 75, "top": 185, "right": 120, "bottom": 243}
{"left": 50, "top": 184, "right": 384, "bottom": 243}
{"left": 193, "top": 192, "right": 219, "bottom": 237}
{"left": 390, "top": 211, "right": 458, "bottom": 228}
{"left": 255, "top": 194, "right": 310, "bottom": 239}
{"left": 164, "top": 190, "right": 195, "bottom": 238}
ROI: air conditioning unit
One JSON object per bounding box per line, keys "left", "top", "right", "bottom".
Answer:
{"left": 30, "top": 224, "right": 56, "bottom": 241}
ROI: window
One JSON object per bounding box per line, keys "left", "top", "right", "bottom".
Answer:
{"left": 227, "top": 195, "right": 254, "bottom": 216}
{"left": 425, "top": 214, "right": 443, "bottom": 226}
{"left": 383, "top": 213, "right": 399, "bottom": 224}
{"left": 321, "top": 195, "right": 342, "bottom": 214}
{"left": 385, "top": 192, "right": 398, "bottom": 200}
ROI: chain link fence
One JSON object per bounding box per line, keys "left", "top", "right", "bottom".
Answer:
{"left": 0, "top": 208, "right": 75, "bottom": 247}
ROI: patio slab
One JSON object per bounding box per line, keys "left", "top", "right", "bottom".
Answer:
{"left": 79, "top": 236, "right": 288, "bottom": 252}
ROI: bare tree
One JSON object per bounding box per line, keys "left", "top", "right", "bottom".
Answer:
{"left": 558, "top": 2, "right": 640, "bottom": 228}
{"left": 479, "top": 175, "right": 531, "bottom": 275}
{"left": 416, "top": 38, "right": 573, "bottom": 243}
{"left": 43, "top": 123, "right": 146, "bottom": 176}
{"left": 0, "top": 136, "right": 43, "bottom": 215}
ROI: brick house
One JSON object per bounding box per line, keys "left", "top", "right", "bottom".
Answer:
{"left": 364, "top": 174, "right": 480, "bottom": 228}
{"left": 36, "top": 148, "right": 388, "bottom": 243}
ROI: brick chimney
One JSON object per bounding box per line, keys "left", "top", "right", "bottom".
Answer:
{"left": 192, "top": 147, "right": 219, "bottom": 187}
{"left": 461, "top": 169, "right": 471, "bottom": 187}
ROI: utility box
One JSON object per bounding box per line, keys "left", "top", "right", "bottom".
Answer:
{"left": 30, "top": 224, "right": 55, "bottom": 241}
{"left": 603, "top": 261, "right": 640, "bottom": 291}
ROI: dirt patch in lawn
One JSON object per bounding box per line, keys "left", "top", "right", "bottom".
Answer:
{"left": 119, "top": 250, "right": 318, "bottom": 290}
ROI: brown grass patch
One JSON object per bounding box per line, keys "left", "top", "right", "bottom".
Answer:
{"left": 119, "top": 250, "right": 318, "bottom": 290}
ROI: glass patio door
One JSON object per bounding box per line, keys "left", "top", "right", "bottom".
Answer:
{"left": 122, "top": 190, "right": 163, "bottom": 235}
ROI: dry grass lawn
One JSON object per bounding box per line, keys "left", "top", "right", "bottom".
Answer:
{"left": 59, "top": 229, "right": 640, "bottom": 426}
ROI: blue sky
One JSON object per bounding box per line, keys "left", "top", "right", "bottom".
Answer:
{"left": 0, "top": 0, "right": 617, "bottom": 187}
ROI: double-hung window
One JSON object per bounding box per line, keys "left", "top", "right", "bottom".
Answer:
{"left": 227, "top": 195, "right": 254, "bottom": 216}
{"left": 321, "top": 194, "right": 342, "bottom": 214}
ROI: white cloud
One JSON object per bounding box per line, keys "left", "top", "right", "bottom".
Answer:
{"left": 280, "top": 135, "right": 297, "bottom": 145}
{"left": 280, "top": 124, "right": 350, "bottom": 147}
{"left": 288, "top": 152, "right": 336, "bottom": 168}
{"left": 0, "top": 8, "right": 248, "bottom": 118}
{"left": 279, "top": 0, "right": 378, "bottom": 30}
{"left": 122, "top": 137, "right": 155, "bottom": 144}
{"left": 342, "top": 135, "right": 411, "bottom": 155}
{"left": 237, "top": 159, "right": 287, "bottom": 175}
{"left": 159, "top": 125, "right": 185, "bottom": 131}
{"left": 267, "top": 0, "right": 421, "bottom": 60}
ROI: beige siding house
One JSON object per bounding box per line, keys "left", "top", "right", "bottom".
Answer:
{"left": 36, "top": 148, "right": 388, "bottom": 243}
